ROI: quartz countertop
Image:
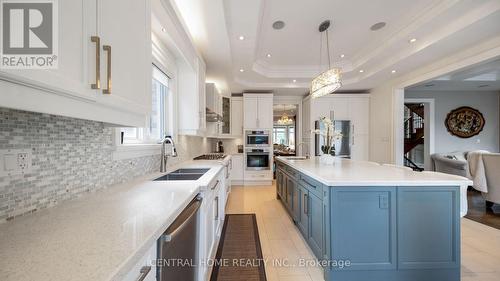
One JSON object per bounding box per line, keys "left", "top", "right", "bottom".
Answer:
{"left": 276, "top": 156, "right": 472, "bottom": 187}
{"left": 0, "top": 159, "right": 227, "bottom": 281}
{"left": 276, "top": 157, "right": 472, "bottom": 217}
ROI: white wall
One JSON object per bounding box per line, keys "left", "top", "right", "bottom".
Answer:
{"left": 406, "top": 91, "right": 500, "bottom": 153}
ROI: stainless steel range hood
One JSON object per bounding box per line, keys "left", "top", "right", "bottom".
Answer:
{"left": 206, "top": 108, "right": 222, "bottom": 122}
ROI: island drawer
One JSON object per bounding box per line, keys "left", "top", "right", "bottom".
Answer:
{"left": 299, "top": 174, "right": 323, "bottom": 198}
{"left": 284, "top": 166, "right": 299, "bottom": 180}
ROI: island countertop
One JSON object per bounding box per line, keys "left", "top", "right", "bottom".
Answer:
{"left": 276, "top": 156, "right": 472, "bottom": 187}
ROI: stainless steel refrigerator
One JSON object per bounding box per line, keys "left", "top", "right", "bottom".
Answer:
{"left": 314, "top": 120, "right": 351, "bottom": 158}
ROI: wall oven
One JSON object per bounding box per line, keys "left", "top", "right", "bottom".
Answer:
{"left": 245, "top": 148, "right": 271, "bottom": 170}
{"left": 245, "top": 130, "right": 270, "bottom": 147}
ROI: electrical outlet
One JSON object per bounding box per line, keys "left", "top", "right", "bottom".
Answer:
{"left": 0, "top": 149, "right": 32, "bottom": 176}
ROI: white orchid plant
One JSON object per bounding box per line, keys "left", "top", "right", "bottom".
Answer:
{"left": 313, "top": 117, "right": 343, "bottom": 155}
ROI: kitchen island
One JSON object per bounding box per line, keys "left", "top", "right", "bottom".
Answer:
{"left": 275, "top": 156, "right": 472, "bottom": 281}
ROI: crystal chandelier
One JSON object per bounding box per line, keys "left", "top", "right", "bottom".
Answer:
{"left": 311, "top": 20, "right": 342, "bottom": 98}
{"left": 277, "top": 105, "right": 293, "bottom": 125}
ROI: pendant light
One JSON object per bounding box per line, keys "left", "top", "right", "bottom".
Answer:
{"left": 311, "top": 20, "right": 342, "bottom": 98}
{"left": 277, "top": 105, "right": 293, "bottom": 125}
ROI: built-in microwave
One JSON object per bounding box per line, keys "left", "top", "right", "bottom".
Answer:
{"left": 245, "top": 130, "right": 270, "bottom": 147}
{"left": 245, "top": 148, "right": 271, "bottom": 170}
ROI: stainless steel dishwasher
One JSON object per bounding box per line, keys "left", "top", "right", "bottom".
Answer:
{"left": 157, "top": 196, "right": 201, "bottom": 281}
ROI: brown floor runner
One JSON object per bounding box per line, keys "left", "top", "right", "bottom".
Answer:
{"left": 210, "top": 214, "right": 267, "bottom": 281}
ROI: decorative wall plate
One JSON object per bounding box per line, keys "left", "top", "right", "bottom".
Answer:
{"left": 445, "top": 106, "right": 485, "bottom": 138}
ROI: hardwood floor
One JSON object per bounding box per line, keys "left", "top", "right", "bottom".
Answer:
{"left": 465, "top": 189, "right": 500, "bottom": 230}
{"left": 226, "top": 183, "right": 500, "bottom": 281}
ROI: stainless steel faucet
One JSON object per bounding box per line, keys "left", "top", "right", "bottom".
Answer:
{"left": 297, "top": 142, "right": 310, "bottom": 159}
{"left": 160, "top": 136, "right": 178, "bottom": 172}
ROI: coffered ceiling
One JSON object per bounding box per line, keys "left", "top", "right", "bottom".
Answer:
{"left": 171, "top": 0, "right": 500, "bottom": 96}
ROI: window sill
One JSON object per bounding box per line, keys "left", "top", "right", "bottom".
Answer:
{"left": 112, "top": 144, "right": 161, "bottom": 161}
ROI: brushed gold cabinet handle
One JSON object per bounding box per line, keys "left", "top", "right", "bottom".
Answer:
{"left": 90, "top": 36, "right": 100, "bottom": 89}
{"left": 103, "top": 45, "right": 112, "bottom": 94}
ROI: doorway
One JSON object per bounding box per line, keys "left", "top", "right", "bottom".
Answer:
{"left": 402, "top": 98, "right": 435, "bottom": 171}
{"left": 273, "top": 104, "right": 297, "bottom": 156}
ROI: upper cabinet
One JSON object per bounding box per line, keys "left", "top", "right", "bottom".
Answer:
{"left": 0, "top": 0, "right": 152, "bottom": 127}
{"left": 230, "top": 97, "right": 243, "bottom": 136}
{"left": 96, "top": 0, "right": 152, "bottom": 119}
{"left": 178, "top": 58, "right": 206, "bottom": 136}
{"left": 243, "top": 94, "right": 273, "bottom": 129}
{"left": 221, "top": 96, "right": 231, "bottom": 134}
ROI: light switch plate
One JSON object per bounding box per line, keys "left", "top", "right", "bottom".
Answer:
{"left": 0, "top": 149, "right": 32, "bottom": 176}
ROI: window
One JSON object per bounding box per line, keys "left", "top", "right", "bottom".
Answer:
{"left": 273, "top": 127, "right": 287, "bottom": 145}
{"left": 121, "top": 65, "right": 170, "bottom": 144}
{"left": 273, "top": 126, "right": 295, "bottom": 149}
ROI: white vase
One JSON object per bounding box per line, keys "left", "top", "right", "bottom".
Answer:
{"left": 320, "top": 154, "right": 335, "bottom": 165}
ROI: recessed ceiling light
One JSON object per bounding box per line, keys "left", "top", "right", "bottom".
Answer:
{"left": 409, "top": 38, "right": 417, "bottom": 43}
{"left": 340, "top": 54, "right": 345, "bottom": 58}
{"left": 161, "top": 27, "right": 166, "bottom": 33}
{"left": 370, "top": 22, "right": 386, "bottom": 31}
{"left": 266, "top": 53, "right": 272, "bottom": 58}
{"left": 359, "top": 70, "right": 364, "bottom": 73}
{"left": 292, "top": 79, "right": 297, "bottom": 83}
{"left": 239, "top": 68, "right": 244, "bottom": 72}
{"left": 238, "top": 35, "right": 245, "bottom": 40}
{"left": 272, "top": 20, "right": 285, "bottom": 30}
{"left": 391, "top": 70, "right": 397, "bottom": 73}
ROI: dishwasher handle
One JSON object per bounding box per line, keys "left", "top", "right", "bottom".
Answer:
{"left": 160, "top": 197, "right": 201, "bottom": 243}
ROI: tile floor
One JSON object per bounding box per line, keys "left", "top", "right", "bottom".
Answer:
{"left": 225, "top": 183, "right": 500, "bottom": 281}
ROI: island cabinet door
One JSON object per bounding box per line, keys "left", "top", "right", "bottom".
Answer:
{"left": 276, "top": 170, "right": 283, "bottom": 198}
{"left": 298, "top": 184, "right": 309, "bottom": 237}
{"left": 286, "top": 177, "right": 294, "bottom": 211}
{"left": 331, "top": 187, "right": 397, "bottom": 271}
{"left": 290, "top": 179, "right": 301, "bottom": 222}
{"left": 308, "top": 192, "right": 324, "bottom": 259}
{"left": 397, "top": 187, "right": 460, "bottom": 270}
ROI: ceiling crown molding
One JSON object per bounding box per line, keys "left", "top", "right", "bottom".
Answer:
{"left": 252, "top": 59, "right": 353, "bottom": 78}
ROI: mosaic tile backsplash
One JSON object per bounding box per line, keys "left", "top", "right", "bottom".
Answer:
{"left": 0, "top": 108, "right": 210, "bottom": 222}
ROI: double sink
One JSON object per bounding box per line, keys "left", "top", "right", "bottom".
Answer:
{"left": 154, "top": 168, "right": 210, "bottom": 181}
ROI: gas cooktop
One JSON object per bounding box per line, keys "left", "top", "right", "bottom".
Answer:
{"left": 193, "top": 153, "right": 227, "bottom": 160}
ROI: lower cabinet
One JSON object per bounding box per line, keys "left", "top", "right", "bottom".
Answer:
{"left": 297, "top": 184, "right": 308, "bottom": 237}
{"left": 122, "top": 242, "right": 156, "bottom": 281}
{"left": 308, "top": 192, "right": 324, "bottom": 258}
{"left": 331, "top": 187, "right": 397, "bottom": 271}
{"left": 277, "top": 167, "right": 325, "bottom": 260}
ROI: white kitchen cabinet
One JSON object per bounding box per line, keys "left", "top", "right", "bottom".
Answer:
{"left": 96, "top": 0, "right": 151, "bottom": 117}
{"left": 122, "top": 242, "right": 156, "bottom": 281}
{"left": 198, "top": 170, "right": 225, "bottom": 281}
{"left": 0, "top": 0, "right": 152, "bottom": 127}
{"left": 206, "top": 83, "right": 222, "bottom": 115}
{"left": 243, "top": 94, "right": 273, "bottom": 129}
{"left": 349, "top": 97, "right": 370, "bottom": 135}
{"left": 351, "top": 133, "right": 369, "bottom": 161}
{"left": 231, "top": 97, "right": 243, "bottom": 136}
{"left": 178, "top": 57, "right": 206, "bottom": 136}
{"left": 0, "top": 0, "right": 97, "bottom": 101}
{"left": 198, "top": 60, "right": 207, "bottom": 133}
{"left": 258, "top": 95, "right": 274, "bottom": 128}
{"left": 244, "top": 96, "right": 259, "bottom": 129}
{"left": 230, "top": 154, "right": 244, "bottom": 185}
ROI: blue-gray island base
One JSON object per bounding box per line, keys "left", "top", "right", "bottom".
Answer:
{"left": 276, "top": 157, "right": 465, "bottom": 281}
